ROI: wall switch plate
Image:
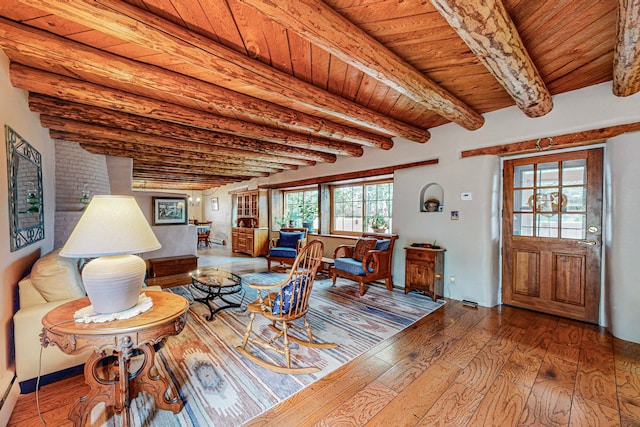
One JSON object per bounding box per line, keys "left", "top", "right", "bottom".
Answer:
{"left": 461, "top": 192, "right": 472, "bottom": 200}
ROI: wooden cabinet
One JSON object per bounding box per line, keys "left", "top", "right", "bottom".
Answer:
{"left": 230, "top": 189, "right": 269, "bottom": 257}
{"left": 232, "top": 227, "right": 268, "bottom": 257}
{"left": 147, "top": 255, "right": 198, "bottom": 278}
{"left": 404, "top": 247, "right": 445, "bottom": 301}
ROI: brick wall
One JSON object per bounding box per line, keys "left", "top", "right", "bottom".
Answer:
{"left": 54, "top": 140, "right": 111, "bottom": 248}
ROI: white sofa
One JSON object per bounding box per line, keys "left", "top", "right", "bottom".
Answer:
{"left": 13, "top": 249, "right": 161, "bottom": 393}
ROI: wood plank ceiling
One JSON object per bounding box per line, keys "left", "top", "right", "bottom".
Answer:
{"left": 0, "top": 0, "right": 637, "bottom": 190}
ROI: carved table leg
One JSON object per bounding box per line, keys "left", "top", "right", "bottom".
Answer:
{"left": 128, "top": 343, "right": 184, "bottom": 413}
{"left": 68, "top": 351, "right": 116, "bottom": 427}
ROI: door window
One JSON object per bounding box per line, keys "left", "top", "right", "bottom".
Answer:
{"left": 512, "top": 159, "right": 587, "bottom": 239}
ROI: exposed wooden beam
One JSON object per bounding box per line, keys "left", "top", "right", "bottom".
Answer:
{"left": 41, "top": 115, "right": 313, "bottom": 166}
{"left": 11, "top": 64, "right": 391, "bottom": 151}
{"left": 132, "top": 172, "right": 239, "bottom": 185}
{"left": 430, "top": 0, "right": 553, "bottom": 118}
{"left": 14, "top": 1, "right": 431, "bottom": 142}
{"left": 0, "top": 19, "right": 401, "bottom": 148}
{"left": 613, "top": 0, "right": 640, "bottom": 96}
{"left": 262, "top": 159, "right": 439, "bottom": 189}
{"left": 460, "top": 122, "right": 640, "bottom": 158}
{"left": 29, "top": 94, "right": 343, "bottom": 162}
{"left": 132, "top": 162, "right": 269, "bottom": 179}
{"left": 77, "top": 146, "right": 284, "bottom": 174}
{"left": 132, "top": 181, "right": 218, "bottom": 191}
{"left": 68, "top": 135, "right": 301, "bottom": 170}
{"left": 239, "top": 0, "right": 484, "bottom": 131}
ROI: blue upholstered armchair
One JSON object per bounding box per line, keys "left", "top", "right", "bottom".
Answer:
{"left": 331, "top": 233, "right": 398, "bottom": 296}
{"left": 266, "top": 228, "right": 308, "bottom": 271}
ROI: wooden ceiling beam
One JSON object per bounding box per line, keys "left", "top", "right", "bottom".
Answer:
{"left": 11, "top": 64, "right": 390, "bottom": 151}
{"left": 69, "top": 136, "right": 300, "bottom": 171}
{"left": 13, "top": 1, "right": 431, "bottom": 142}
{"left": 28, "top": 94, "right": 343, "bottom": 162}
{"left": 76, "top": 146, "right": 284, "bottom": 174}
{"left": 133, "top": 162, "right": 269, "bottom": 179}
{"left": 613, "top": 0, "right": 640, "bottom": 96}
{"left": 131, "top": 172, "right": 238, "bottom": 184}
{"left": 41, "top": 115, "right": 314, "bottom": 166}
{"left": 0, "top": 20, "right": 398, "bottom": 148}
{"left": 430, "top": 0, "right": 553, "bottom": 118}
{"left": 132, "top": 181, "right": 218, "bottom": 191}
{"left": 239, "top": 0, "right": 483, "bottom": 131}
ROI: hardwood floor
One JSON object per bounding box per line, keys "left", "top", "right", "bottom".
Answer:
{"left": 8, "top": 246, "right": 640, "bottom": 426}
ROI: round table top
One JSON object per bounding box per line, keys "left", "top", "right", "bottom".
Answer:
{"left": 190, "top": 267, "right": 241, "bottom": 289}
{"left": 42, "top": 291, "right": 189, "bottom": 335}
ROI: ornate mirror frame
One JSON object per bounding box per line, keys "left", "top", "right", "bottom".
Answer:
{"left": 6, "top": 125, "right": 44, "bottom": 251}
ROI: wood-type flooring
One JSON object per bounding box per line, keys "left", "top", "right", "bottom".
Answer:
{"left": 8, "top": 247, "right": 640, "bottom": 426}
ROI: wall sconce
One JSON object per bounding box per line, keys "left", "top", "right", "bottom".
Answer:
{"left": 189, "top": 193, "right": 201, "bottom": 207}
{"left": 80, "top": 183, "right": 91, "bottom": 208}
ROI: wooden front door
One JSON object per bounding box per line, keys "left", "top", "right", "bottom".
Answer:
{"left": 502, "top": 149, "right": 603, "bottom": 323}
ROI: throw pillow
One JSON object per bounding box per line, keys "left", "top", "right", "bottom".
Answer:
{"left": 375, "top": 239, "right": 391, "bottom": 251}
{"left": 353, "top": 238, "right": 377, "bottom": 262}
{"left": 30, "top": 249, "right": 86, "bottom": 302}
{"left": 272, "top": 276, "right": 308, "bottom": 315}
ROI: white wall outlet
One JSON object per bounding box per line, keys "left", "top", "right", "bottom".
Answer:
{"left": 461, "top": 192, "right": 473, "bottom": 200}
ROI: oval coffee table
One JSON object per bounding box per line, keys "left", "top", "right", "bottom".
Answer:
{"left": 190, "top": 267, "right": 244, "bottom": 320}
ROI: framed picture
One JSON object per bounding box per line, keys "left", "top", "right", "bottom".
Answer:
{"left": 211, "top": 197, "right": 219, "bottom": 211}
{"left": 152, "top": 197, "right": 187, "bottom": 225}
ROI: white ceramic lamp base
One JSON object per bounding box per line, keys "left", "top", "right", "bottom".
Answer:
{"left": 81, "top": 254, "right": 147, "bottom": 314}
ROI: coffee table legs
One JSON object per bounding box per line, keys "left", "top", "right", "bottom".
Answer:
{"left": 68, "top": 338, "right": 183, "bottom": 427}
{"left": 191, "top": 285, "right": 245, "bottom": 321}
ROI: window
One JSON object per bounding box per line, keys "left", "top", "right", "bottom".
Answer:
{"left": 281, "top": 188, "right": 318, "bottom": 232}
{"left": 512, "top": 159, "right": 587, "bottom": 239}
{"left": 332, "top": 181, "right": 392, "bottom": 235}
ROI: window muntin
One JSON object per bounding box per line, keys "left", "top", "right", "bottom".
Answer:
{"left": 512, "top": 159, "right": 587, "bottom": 239}
{"left": 332, "top": 181, "right": 392, "bottom": 235}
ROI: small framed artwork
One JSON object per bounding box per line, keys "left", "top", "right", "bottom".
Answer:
{"left": 211, "top": 197, "right": 219, "bottom": 211}
{"left": 152, "top": 197, "right": 188, "bottom": 225}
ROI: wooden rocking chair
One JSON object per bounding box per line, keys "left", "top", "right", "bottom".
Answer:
{"left": 236, "top": 240, "right": 337, "bottom": 374}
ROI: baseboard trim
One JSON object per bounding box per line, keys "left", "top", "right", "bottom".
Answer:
{"left": 19, "top": 364, "right": 85, "bottom": 394}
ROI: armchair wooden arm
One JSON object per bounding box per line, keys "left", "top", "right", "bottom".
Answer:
{"left": 334, "top": 244, "right": 355, "bottom": 259}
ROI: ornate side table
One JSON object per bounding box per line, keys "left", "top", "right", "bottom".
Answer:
{"left": 41, "top": 291, "right": 189, "bottom": 427}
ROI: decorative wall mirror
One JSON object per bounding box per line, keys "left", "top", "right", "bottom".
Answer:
{"left": 6, "top": 125, "right": 44, "bottom": 251}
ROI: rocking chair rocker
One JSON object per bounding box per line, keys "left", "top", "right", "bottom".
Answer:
{"left": 236, "top": 240, "right": 337, "bottom": 374}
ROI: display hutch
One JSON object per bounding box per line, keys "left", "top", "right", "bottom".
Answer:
{"left": 404, "top": 247, "right": 445, "bottom": 302}
{"left": 231, "top": 189, "right": 268, "bottom": 257}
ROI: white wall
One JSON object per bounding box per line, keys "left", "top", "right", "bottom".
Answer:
{"left": 604, "top": 132, "right": 640, "bottom": 343}
{"left": 0, "top": 50, "right": 55, "bottom": 422}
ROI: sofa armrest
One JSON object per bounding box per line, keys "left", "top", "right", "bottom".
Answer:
{"left": 13, "top": 299, "right": 91, "bottom": 382}
{"left": 18, "top": 277, "right": 47, "bottom": 307}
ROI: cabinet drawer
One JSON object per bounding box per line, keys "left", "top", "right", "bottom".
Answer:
{"left": 406, "top": 249, "right": 436, "bottom": 262}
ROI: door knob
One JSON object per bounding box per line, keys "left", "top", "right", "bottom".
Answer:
{"left": 578, "top": 240, "right": 598, "bottom": 246}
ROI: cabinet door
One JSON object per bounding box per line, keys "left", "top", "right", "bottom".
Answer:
{"left": 246, "top": 233, "right": 255, "bottom": 255}
{"left": 407, "top": 262, "right": 433, "bottom": 293}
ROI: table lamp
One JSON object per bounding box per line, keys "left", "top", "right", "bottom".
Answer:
{"left": 60, "top": 195, "right": 161, "bottom": 314}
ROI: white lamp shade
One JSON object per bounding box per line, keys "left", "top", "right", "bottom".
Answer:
{"left": 60, "top": 195, "right": 161, "bottom": 257}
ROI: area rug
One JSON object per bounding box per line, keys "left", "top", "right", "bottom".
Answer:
{"left": 92, "top": 273, "right": 445, "bottom": 426}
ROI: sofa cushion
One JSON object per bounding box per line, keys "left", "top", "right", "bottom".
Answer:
{"left": 334, "top": 257, "right": 373, "bottom": 276}
{"left": 353, "top": 238, "right": 377, "bottom": 261}
{"left": 269, "top": 247, "right": 297, "bottom": 259}
{"left": 375, "top": 239, "right": 391, "bottom": 251}
{"left": 277, "top": 231, "right": 305, "bottom": 248}
{"left": 30, "top": 249, "right": 85, "bottom": 302}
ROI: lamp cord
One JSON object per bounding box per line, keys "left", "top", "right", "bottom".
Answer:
{"left": 36, "top": 319, "right": 75, "bottom": 426}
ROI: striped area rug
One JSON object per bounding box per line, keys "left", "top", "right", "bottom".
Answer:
{"left": 92, "top": 274, "right": 444, "bottom": 426}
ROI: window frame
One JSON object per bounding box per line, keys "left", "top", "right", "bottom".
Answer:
{"left": 330, "top": 178, "right": 393, "bottom": 236}
{"left": 281, "top": 186, "right": 319, "bottom": 233}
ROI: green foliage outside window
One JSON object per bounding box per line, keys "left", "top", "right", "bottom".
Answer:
{"left": 333, "top": 181, "right": 392, "bottom": 234}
